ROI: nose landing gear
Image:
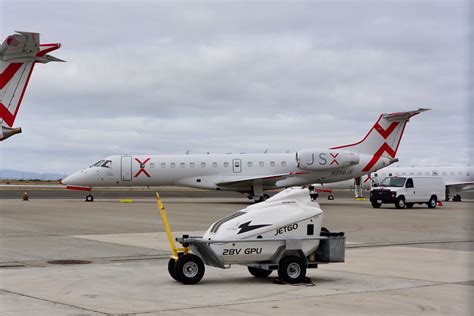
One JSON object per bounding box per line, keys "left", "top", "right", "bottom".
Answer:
{"left": 85, "top": 194, "right": 94, "bottom": 202}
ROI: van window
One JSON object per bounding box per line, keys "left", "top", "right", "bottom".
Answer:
{"left": 405, "top": 178, "right": 414, "bottom": 188}
{"left": 380, "top": 177, "right": 406, "bottom": 187}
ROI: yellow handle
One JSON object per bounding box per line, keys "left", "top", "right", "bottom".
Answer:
{"left": 155, "top": 192, "right": 179, "bottom": 258}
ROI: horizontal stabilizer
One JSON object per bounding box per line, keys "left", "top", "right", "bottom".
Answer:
{"left": 383, "top": 108, "right": 431, "bottom": 122}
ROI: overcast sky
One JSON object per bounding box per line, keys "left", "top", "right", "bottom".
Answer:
{"left": 0, "top": 0, "right": 471, "bottom": 174}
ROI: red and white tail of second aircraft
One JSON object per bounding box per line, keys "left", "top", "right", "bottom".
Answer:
{"left": 0, "top": 31, "right": 63, "bottom": 141}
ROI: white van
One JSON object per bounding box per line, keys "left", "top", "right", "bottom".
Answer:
{"left": 370, "top": 176, "right": 445, "bottom": 209}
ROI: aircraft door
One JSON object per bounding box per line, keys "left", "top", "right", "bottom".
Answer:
{"left": 233, "top": 159, "right": 242, "bottom": 173}
{"left": 121, "top": 156, "right": 132, "bottom": 181}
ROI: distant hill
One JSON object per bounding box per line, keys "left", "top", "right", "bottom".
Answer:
{"left": 0, "top": 169, "right": 67, "bottom": 181}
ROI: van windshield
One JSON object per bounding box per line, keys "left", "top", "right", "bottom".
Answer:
{"left": 380, "top": 177, "right": 406, "bottom": 187}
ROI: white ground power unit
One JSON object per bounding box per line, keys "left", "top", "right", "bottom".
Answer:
{"left": 165, "top": 187, "right": 345, "bottom": 284}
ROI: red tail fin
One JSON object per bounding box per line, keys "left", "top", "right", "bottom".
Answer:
{"left": 0, "top": 32, "right": 63, "bottom": 129}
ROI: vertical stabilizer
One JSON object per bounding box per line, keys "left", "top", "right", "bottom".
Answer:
{"left": 330, "top": 108, "right": 430, "bottom": 172}
{"left": 0, "top": 31, "right": 63, "bottom": 138}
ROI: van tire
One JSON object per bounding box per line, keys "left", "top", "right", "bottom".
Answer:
{"left": 406, "top": 203, "right": 414, "bottom": 209}
{"left": 427, "top": 196, "right": 437, "bottom": 208}
{"left": 371, "top": 201, "right": 381, "bottom": 208}
{"left": 395, "top": 196, "right": 405, "bottom": 209}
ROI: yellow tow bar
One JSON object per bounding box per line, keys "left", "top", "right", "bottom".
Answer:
{"left": 155, "top": 192, "right": 188, "bottom": 260}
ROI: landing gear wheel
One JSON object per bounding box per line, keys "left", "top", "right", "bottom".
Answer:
{"left": 278, "top": 256, "right": 306, "bottom": 284}
{"left": 371, "top": 201, "right": 381, "bottom": 208}
{"left": 395, "top": 197, "right": 405, "bottom": 209}
{"left": 174, "top": 254, "right": 205, "bottom": 284}
{"left": 168, "top": 258, "right": 178, "bottom": 281}
{"left": 406, "top": 203, "right": 414, "bottom": 209}
{"left": 328, "top": 195, "right": 334, "bottom": 200}
{"left": 248, "top": 266, "right": 272, "bottom": 278}
{"left": 427, "top": 196, "right": 437, "bottom": 208}
{"left": 85, "top": 194, "right": 94, "bottom": 202}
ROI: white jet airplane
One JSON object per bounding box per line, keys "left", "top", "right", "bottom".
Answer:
{"left": 62, "top": 108, "right": 429, "bottom": 201}
{"left": 0, "top": 31, "right": 63, "bottom": 141}
{"left": 319, "top": 166, "right": 474, "bottom": 201}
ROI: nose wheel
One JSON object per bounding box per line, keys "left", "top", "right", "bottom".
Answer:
{"left": 85, "top": 194, "right": 94, "bottom": 202}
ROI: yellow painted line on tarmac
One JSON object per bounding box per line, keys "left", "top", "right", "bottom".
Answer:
{"left": 120, "top": 199, "right": 135, "bottom": 203}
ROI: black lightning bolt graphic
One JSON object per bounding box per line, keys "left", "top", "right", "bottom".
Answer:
{"left": 237, "top": 221, "right": 271, "bottom": 234}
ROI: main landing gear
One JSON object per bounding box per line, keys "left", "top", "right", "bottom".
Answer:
{"left": 85, "top": 194, "right": 94, "bottom": 202}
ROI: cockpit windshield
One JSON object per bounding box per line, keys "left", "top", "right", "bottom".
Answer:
{"left": 90, "top": 160, "right": 112, "bottom": 168}
{"left": 380, "top": 177, "right": 406, "bottom": 187}
{"left": 101, "top": 160, "right": 112, "bottom": 168}
{"left": 91, "top": 160, "right": 104, "bottom": 167}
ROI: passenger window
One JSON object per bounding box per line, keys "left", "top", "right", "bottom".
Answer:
{"left": 190, "top": 162, "right": 195, "bottom": 168}
{"left": 442, "top": 172, "right": 446, "bottom": 176}
{"left": 270, "top": 161, "right": 275, "bottom": 167}
{"left": 180, "top": 163, "right": 185, "bottom": 168}
{"left": 150, "top": 163, "right": 155, "bottom": 168}
{"left": 406, "top": 178, "right": 414, "bottom": 188}
{"left": 201, "top": 162, "right": 206, "bottom": 168}
{"left": 170, "top": 163, "right": 176, "bottom": 168}
{"left": 161, "top": 163, "right": 166, "bottom": 168}
{"left": 248, "top": 162, "right": 253, "bottom": 167}
{"left": 259, "top": 161, "right": 264, "bottom": 167}
{"left": 281, "top": 161, "right": 286, "bottom": 167}
{"left": 224, "top": 162, "right": 229, "bottom": 168}
{"left": 212, "top": 162, "right": 217, "bottom": 168}
{"left": 374, "top": 173, "right": 378, "bottom": 177}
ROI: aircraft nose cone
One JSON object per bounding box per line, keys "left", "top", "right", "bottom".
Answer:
{"left": 61, "top": 170, "right": 87, "bottom": 186}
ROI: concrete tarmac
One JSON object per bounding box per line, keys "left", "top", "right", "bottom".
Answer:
{"left": 0, "top": 191, "right": 472, "bottom": 315}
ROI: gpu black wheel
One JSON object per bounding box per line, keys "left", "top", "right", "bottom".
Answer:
{"left": 278, "top": 256, "right": 306, "bottom": 284}
{"left": 174, "top": 254, "right": 205, "bottom": 284}
{"left": 248, "top": 266, "right": 272, "bottom": 278}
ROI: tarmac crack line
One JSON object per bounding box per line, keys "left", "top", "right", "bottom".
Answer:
{"left": 129, "top": 282, "right": 452, "bottom": 315}
{"left": 0, "top": 289, "right": 108, "bottom": 315}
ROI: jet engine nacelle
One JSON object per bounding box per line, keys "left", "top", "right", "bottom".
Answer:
{"left": 296, "top": 150, "right": 359, "bottom": 171}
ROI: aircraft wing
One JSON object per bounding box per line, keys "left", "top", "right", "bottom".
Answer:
{"left": 445, "top": 181, "right": 474, "bottom": 192}
{"left": 216, "top": 171, "right": 308, "bottom": 188}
